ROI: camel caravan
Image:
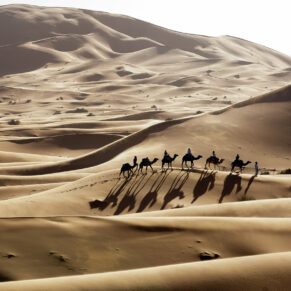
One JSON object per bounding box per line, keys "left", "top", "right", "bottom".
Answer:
{"left": 120, "top": 149, "right": 255, "bottom": 178}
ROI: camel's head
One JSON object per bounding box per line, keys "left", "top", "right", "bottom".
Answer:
{"left": 173, "top": 154, "right": 179, "bottom": 158}
{"left": 219, "top": 159, "right": 225, "bottom": 164}
{"left": 152, "top": 158, "right": 159, "bottom": 163}
{"left": 197, "top": 155, "right": 203, "bottom": 159}
{"left": 247, "top": 161, "right": 252, "bottom": 164}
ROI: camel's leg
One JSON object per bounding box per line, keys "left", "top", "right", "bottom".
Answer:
{"left": 150, "top": 165, "right": 154, "bottom": 172}
{"left": 146, "top": 166, "right": 148, "bottom": 173}
{"left": 191, "top": 161, "right": 193, "bottom": 169}
{"left": 161, "top": 162, "right": 164, "bottom": 171}
{"left": 130, "top": 168, "right": 134, "bottom": 176}
{"left": 182, "top": 161, "right": 184, "bottom": 170}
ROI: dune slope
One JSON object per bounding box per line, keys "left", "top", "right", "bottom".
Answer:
{"left": 0, "top": 4, "right": 290, "bottom": 291}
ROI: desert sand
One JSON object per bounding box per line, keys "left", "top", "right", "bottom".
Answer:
{"left": 0, "top": 4, "right": 290, "bottom": 290}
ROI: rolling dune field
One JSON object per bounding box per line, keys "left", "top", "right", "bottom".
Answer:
{"left": 0, "top": 4, "right": 290, "bottom": 290}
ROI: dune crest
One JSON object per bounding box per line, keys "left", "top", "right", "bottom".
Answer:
{"left": 0, "top": 4, "right": 290, "bottom": 290}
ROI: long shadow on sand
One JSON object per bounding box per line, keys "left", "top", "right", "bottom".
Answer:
{"left": 89, "top": 178, "right": 130, "bottom": 211}
{"left": 244, "top": 175, "right": 256, "bottom": 195}
{"left": 137, "top": 171, "right": 171, "bottom": 213}
{"left": 161, "top": 171, "right": 189, "bottom": 210}
{"left": 192, "top": 170, "right": 216, "bottom": 203}
{"left": 219, "top": 173, "right": 242, "bottom": 203}
{"left": 114, "top": 174, "right": 153, "bottom": 215}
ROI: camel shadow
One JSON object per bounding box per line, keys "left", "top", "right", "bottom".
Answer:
{"left": 137, "top": 171, "right": 170, "bottom": 213}
{"left": 219, "top": 173, "right": 242, "bottom": 203}
{"left": 244, "top": 175, "right": 256, "bottom": 195}
{"left": 89, "top": 178, "right": 130, "bottom": 211}
{"left": 161, "top": 171, "right": 189, "bottom": 210}
{"left": 114, "top": 173, "right": 152, "bottom": 215}
{"left": 192, "top": 170, "right": 216, "bottom": 203}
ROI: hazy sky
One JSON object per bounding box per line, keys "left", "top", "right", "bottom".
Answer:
{"left": 1, "top": 0, "right": 290, "bottom": 56}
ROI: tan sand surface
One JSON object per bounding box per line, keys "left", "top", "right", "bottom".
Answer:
{"left": 0, "top": 4, "right": 290, "bottom": 290}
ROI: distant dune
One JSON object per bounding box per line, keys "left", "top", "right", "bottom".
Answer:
{"left": 0, "top": 4, "right": 290, "bottom": 291}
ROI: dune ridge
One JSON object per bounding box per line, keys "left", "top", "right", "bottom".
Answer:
{"left": 0, "top": 4, "right": 290, "bottom": 290}
{"left": 0, "top": 83, "right": 290, "bottom": 177}
{"left": 1, "top": 216, "right": 291, "bottom": 289}
{"left": 2, "top": 252, "right": 291, "bottom": 291}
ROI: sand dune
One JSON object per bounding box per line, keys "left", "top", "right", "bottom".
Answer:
{"left": 0, "top": 3, "right": 290, "bottom": 290}
{"left": 2, "top": 83, "right": 288, "bottom": 176}
{"left": 0, "top": 133, "right": 123, "bottom": 157}
{"left": 0, "top": 169, "right": 289, "bottom": 217}
{"left": 133, "top": 197, "right": 291, "bottom": 218}
{"left": 1, "top": 216, "right": 291, "bottom": 288}
{"left": 2, "top": 252, "right": 291, "bottom": 291}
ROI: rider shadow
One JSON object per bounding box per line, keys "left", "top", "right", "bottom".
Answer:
{"left": 192, "top": 170, "right": 216, "bottom": 203}
{"left": 244, "top": 175, "right": 256, "bottom": 195}
{"left": 161, "top": 171, "right": 189, "bottom": 210}
{"left": 137, "top": 171, "right": 170, "bottom": 213}
{"left": 89, "top": 178, "right": 130, "bottom": 211}
{"left": 219, "top": 173, "right": 242, "bottom": 203}
{"left": 114, "top": 173, "right": 150, "bottom": 215}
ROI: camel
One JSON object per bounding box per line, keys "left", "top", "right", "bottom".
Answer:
{"left": 139, "top": 157, "right": 159, "bottom": 174}
{"left": 119, "top": 160, "right": 138, "bottom": 178}
{"left": 182, "top": 154, "right": 203, "bottom": 169}
{"left": 231, "top": 159, "right": 251, "bottom": 173}
{"left": 205, "top": 156, "right": 225, "bottom": 170}
{"left": 162, "top": 154, "right": 178, "bottom": 170}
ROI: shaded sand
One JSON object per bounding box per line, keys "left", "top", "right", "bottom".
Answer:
{"left": 0, "top": 84, "right": 289, "bottom": 176}
{"left": 1, "top": 216, "right": 291, "bottom": 281}
{"left": 0, "top": 4, "right": 290, "bottom": 163}
{"left": 2, "top": 252, "right": 291, "bottom": 291}
{"left": 0, "top": 4, "right": 290, "bottom": 291}
{"left": 0, "top": 169, "right": 290, "bottom": 217}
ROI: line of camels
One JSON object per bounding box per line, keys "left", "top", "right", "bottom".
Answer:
{"left": 120, "top": 152, "right": 252, "bottom": 178}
